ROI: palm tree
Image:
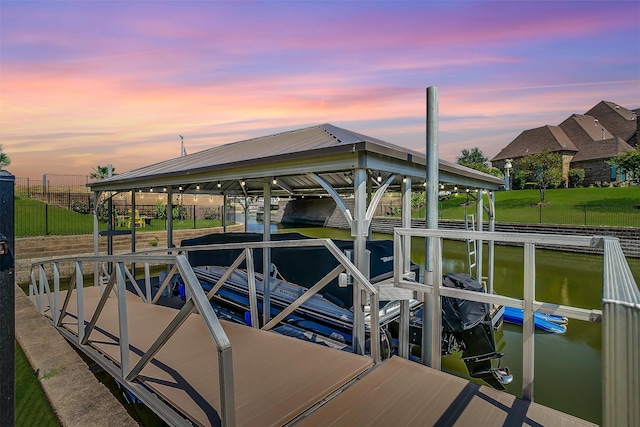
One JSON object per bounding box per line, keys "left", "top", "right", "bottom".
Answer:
{"left": 0, "top": 144, "right": 11, "bottom": 169}
{"left": 90, "top": 165, "right": 115, "bottom": 180}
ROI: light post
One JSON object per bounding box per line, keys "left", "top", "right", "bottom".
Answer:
{"left": 504, "top": 159, "right": 513, "bottom": 190}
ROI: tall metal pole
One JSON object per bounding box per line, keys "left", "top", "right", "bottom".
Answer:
{"left": 0, "top": 170, "right": 15, "bottom": 427}
{"left": 423, "top": 86, "right": 439, "bottom": 368}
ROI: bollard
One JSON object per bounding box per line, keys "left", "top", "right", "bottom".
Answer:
{"left": 0, "top": 170, "right": 15, "bottom": 427}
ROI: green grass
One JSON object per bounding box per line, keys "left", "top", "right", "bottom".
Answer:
{"left": 413, "top": 187, "right": 640, "bottom": 227}
{"left": 15, "top": 187, "right": 640, "bottom": 237}
{"left": 15, "top": 342, "right": 61, "bottom": 427}
{"left": 15, "top": 196, "right": 225, "bottom": 237}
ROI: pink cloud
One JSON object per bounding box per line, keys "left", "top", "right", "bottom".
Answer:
{"left": 1, "top": 1, "right": 638, "bottom": 179}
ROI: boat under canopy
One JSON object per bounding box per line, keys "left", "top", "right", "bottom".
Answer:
{"left": 177, "top": 232, "right": 512, "bottom": 389}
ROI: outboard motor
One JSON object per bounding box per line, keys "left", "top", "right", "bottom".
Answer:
{"left": 441, "top": 272, "right": 512, "bottom": 390}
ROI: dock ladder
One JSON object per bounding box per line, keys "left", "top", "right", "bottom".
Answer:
{"left": 465, "top": 213, "right": 477, "bottom": 278}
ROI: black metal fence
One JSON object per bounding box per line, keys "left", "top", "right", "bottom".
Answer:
{"left": 15, "top": 175, "right": 90, "bottom": 200}
{"left": 374, "top": 201, "right": 640, "bottom": 228}
{"left": 16, "top": 200, "right": 638, "bottom": 237}
{"left": 15, "top": 203, "right": 237, "bottom": 237}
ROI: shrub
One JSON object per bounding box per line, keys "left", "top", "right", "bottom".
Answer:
{"left": 153, "top": 202, "right": 187, "bottom": 220}
{"left": 153, "top": 201, "right": 167, "bottom": 219}
{"left": 568, "top": 169, "right": 585, "bottom": 188}
{"left": 411, "top": 192, "right": 425, "bottom": 209}
{"left": 172, "top": 205, "right": 186, "bottom": 220}
{"left": 95, "top": 203, "right": 109, "bottom": 222}
{"left": 71, "top": 200, "right": 90, "bottom": 214}
{"left": 204, "top": 209, "right": 220, "bottom": 220}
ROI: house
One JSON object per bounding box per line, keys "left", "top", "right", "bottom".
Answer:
{"left": 492, "top": 101, "right": 639, "bottom": 186}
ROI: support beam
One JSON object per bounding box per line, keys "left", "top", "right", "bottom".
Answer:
{"left": 131, "top": 190, "right": 136, "bottom": 253}
{"left": 398, "top": 176, "right": 412, "bottom": 359}
{"left": 263, "top": 178, "right": 272, "bottom": 326}
{"left": 93, "top": 192, "right": 100, "bottom": 287}
{"left": 167, "top": 187, "right": 174, "bottom": 248}
{"left": 486, "top": 191, "right": 495, "bottom": 294}
{"left": 365, "top": 174, "right": 396, "bottom": 223}
{"left": 352, "top": 168, "right": 367, "bottom": 355}
{"left": 422, "top": 86, "right": 439, "bottom": 367}
{"left": 307, "top": 173, "right": 353, "bottom": 226}
{"left": 475, "top": 189, "right": 483, "bottom": 281}
{"left": 222, "top": 193, "right": 227, "bottom": 233}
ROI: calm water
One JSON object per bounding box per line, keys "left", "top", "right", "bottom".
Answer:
{"left": 258, "top": 218, "right": 640, "bottom": 425}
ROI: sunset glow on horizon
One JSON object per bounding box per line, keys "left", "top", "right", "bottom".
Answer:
{"left": 1, "top": 1, "right": 639, "bottom": 179}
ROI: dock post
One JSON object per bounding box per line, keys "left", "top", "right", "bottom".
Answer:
{"left": 0, "top": 170, "right": 15, "bottom": 427}
{"left": 263, "top": 178, "right": 272, "bottom": 326}
{"left": 352, "top": 167, "right": 367, "bottom": 355}
{"left": 167, "top": 187, "right": 174, "bottom": 248}
{"left": 423, "top": 86, "right": 440, "bottom": 369}
{"left": 398, "top": 176, "right": 412, "bottom": 359}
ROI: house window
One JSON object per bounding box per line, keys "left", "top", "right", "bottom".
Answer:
{"left": 611, "top": 165, "right": 627, "bottom": 181}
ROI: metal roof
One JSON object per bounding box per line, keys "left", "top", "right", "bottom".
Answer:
{"left": 89, "top": 123, "right": 503, "bottom": 195}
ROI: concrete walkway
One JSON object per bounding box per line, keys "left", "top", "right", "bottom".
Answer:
{"left": 14, "top": 285, "right": 137, "bottom": 427}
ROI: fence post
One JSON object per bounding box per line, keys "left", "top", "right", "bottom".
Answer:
{"left": 45, "top": 203, "right": 49, "bottom": 235}
{"left": 539, "top": 204, "right": 542, "bottom": 223}
{"left": 0, "top": 170, "right": 15, "bottom": 427}
{"left": 584, "top": 204, "right": 587, "bottom": 226}
{"left": 193, "top": 205, "right": 196, "bottom": 229}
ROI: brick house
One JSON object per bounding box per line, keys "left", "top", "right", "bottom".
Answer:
{"left": 492, "top": 101, "right": 639, "bottom": 186}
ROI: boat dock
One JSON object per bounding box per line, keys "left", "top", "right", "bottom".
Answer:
{"left": 24, "top": 111, "right": 639, "bottom": 426}
{"left": 41, "top": 284, "right": 593, "bottom": 426}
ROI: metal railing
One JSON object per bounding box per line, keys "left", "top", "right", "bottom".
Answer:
{"left": 28, "top": 238, "right": 380, "bottom": 426}
{"left": 29, "top": 254, "right": 234, "bottom": 426}
{"left": 393, "top": 228, "right": 639, "bottom": 427}
{"left": 147, "top": 238, "right": 381, "bottom": 362}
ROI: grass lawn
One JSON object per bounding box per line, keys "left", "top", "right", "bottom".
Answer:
{"left": 15, "top": 196, "right": 225, "bottom": 237}
{"left": 15, "top": 187, "right": 640, "bottom": 237}
{"left": 15, "top": 342, "right": 60, "bottom": 427}
{"left": 414, "top": 187, "right": 640, "bottom": 226}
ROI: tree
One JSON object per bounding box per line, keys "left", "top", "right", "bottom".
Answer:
{"left": 610, "top": 148, "right": 640, "bottom": 184}
{"left": 90, "top": 165, "right": 115, "bottom": 180}
{"left": 456, "top": 147, "right": 504, "bottom": 178}
{"left": 457, "top": 147, "right": 488, "bottom": 168}
{"left": 517, "top": 150, "right": 563, "bottom": 202}
{"left": 0, "top": 144, "right": 10, "bottom": 169}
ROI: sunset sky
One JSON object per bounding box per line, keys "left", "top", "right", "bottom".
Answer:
{"left": 1, "top": 1, "right": 639, "bottom": 180}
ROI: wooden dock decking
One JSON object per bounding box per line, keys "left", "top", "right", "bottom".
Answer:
{"left": 47, "top": 286, "right": 595, "bottom": 426}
